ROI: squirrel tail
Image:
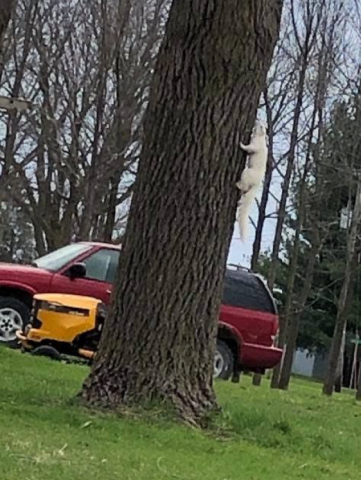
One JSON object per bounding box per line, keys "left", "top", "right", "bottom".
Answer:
{"left": 236, "top": 187, "right": 258, "bottom": 242}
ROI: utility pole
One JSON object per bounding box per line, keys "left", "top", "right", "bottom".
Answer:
{"left": 356, "top": 351, "right": 361, "bottom": 400}
{"left": 323, "top": 172, "right": 361, "bottom": 396}
{"left": 350, "top": 332, "right": 359, "bottom": 389}
{"left": 0, "top": 95, "right": 33, "bottom": 112}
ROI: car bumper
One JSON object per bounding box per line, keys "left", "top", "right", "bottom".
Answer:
{"left": 241, "top": 342, "right": 283, "bottom": 371}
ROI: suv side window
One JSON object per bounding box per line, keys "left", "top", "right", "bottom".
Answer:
{"left": 83, "top": 249, "right": 120, "bottom": 284}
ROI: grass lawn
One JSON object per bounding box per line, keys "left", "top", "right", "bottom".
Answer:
{"left": 1, "top": 346, "right": 360, "bottom": 480}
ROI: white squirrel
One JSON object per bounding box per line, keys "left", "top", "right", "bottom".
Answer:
{"left": 236, "top": 120, "right": 268, "bottom": 242}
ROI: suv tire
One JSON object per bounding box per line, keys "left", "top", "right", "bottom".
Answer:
{"left": 214, "top": 340, "right": 235, "bottom": 380}
{"left": 0, "top": 297, "right": 29, "bottom": 348}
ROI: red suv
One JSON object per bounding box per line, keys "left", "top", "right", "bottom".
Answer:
{"left": 0, "top": 242, "right": 282, "bottom": 378}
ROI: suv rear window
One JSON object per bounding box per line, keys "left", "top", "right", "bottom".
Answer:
{"left": 222, "top": 269, "right": 276, "bottom": 314}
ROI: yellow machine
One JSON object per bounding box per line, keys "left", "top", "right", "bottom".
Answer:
{"left": 16, "top": 294, "right": 107, "bottom": 361}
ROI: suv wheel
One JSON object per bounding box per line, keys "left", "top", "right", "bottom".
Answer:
{"left": 0, "top": 298, "right": 29, "bottom": 348}
{"left": 214, "top": 340, "right": 234, "bottom": 380}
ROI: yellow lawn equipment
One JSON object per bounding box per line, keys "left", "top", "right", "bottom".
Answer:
{"left": 16, "top": 293, "right": 107, "bottom": 362}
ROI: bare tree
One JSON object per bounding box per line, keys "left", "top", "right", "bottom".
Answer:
{"left": 250, "top": 24, "right": 298, "bottom": 388}
{"left": 269, "top": 0, "right": 329, "bottom": 388}
{"left": 0, "top": 0, "right": 169, "bottom": 255}
{"left": 277, "top": 1, "right": 346, "bottom": 389}
{"left": 323, "top": 173, "right": 361, "bottom": 395}
{"left": 267, "top": 0, "right": 326, "bottom": 291}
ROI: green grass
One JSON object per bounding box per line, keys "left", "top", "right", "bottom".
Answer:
{"left": 1, "top": 346, "right": 360, "bottom": 480}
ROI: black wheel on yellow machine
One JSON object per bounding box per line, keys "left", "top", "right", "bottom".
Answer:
{"left": 32, "top": 345, "right": 62, "bottom": 361}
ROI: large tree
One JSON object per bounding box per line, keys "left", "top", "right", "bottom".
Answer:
{"left": 81, "top": 0, "right": 283, "bottom": 424}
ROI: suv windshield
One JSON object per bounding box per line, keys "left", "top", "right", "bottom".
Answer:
{"left": 34, "top": 244, "right": 91, "bottom": 272}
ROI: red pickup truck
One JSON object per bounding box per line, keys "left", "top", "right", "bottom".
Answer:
{"left": 0, "top": 242, "right": 282, "bottom": 378}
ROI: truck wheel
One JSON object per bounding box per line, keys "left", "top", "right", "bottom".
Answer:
{"left": 214, "top": 340, "right": 234, "bottom": 380}
{"left": 0, "top": 297, "right": 29, "bottom": 348}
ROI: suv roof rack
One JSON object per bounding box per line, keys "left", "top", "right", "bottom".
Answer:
{"left": 227, "top": 263, "right": 253, "bottom": 273}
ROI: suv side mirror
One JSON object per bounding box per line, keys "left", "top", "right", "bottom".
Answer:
{"left": 67, "top": 262, "right": 86, "bottom": 279}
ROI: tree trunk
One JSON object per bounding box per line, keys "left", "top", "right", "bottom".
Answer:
{"left": 277, "top": 233, "right": 320, "bottom": 389}
{"left": 334, "top": 326, "right": 346, "bottom": 393}
{"left": 267, "top": 57, "right": 307, "bottom": 291}
{"left": 81, "top": 0, "right": 284, "bottom": 424}
{"left": 250, "top": 96, "right": 275, "bottom": 389}
{"left": 349, "top": 337, "right": 358, "bottom": 389}
{"left": 270, "top": 233, "right": 301, "bottom": 388}
{"left": 0, "top": 0, "right": 13, "bottom": 52}
{"left": 251, "top": 119, "right": 274, "bottom": 272}
{"left": 252, "top": 373, "right": 262, "bottom": 387}
{"left": 102, "top": 179, "right": 118, "bottom": 242}
{"left": 323, "top": 176, "right": 361, "bottom": 396}
{"left": 270, "top": 5, "right": 329, "bottom": 386}
{"left": 277, "top": 88, "right": 321, "bottom": 389}
{"left": 277, "top": 6, "right": 339, "bottom": 388}
{"left": 268, "top": 68, "right": 307, "bottom": 386}
{"left": 356, "top": 358, "right": 361, "bottom": 401}
{"left": 270, "top": 172, "right": 306, "bottom": 389}
{"left": 267, "top": 0, "right": 324, "bottom": 291}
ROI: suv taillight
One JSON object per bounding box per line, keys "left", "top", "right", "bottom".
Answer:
{"left": 271, "top": 330, "right": 279, "bottom": 347}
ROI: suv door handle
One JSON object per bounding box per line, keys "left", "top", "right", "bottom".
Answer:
{"left": 106, "top": 289, "right": 112, "bottom": 294}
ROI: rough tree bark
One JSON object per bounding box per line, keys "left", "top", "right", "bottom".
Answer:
{"left": 81, "top": 0, "right": 284, "bottom": 424}
{"left": 323, "top": 176, "right": 361, "bottom": 396}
